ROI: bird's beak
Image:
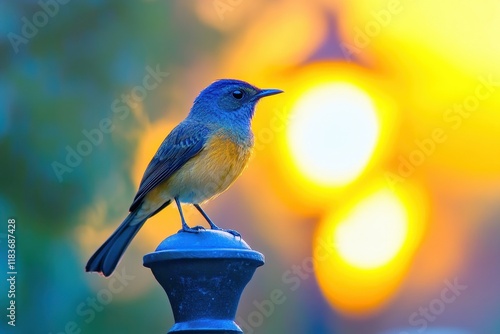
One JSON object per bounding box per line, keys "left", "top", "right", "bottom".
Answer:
{"left": 253, "top": 88, "right": 284, "bottom": 100}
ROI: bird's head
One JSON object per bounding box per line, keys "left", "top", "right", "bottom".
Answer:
{"left": 189, "top": 79, "right": 283, "bottom": 128}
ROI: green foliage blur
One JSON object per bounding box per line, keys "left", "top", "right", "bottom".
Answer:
{"left": 0, "top": 2, "right": 224, "bottom": 333}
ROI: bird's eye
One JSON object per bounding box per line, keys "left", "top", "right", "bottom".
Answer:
{"left": 232, "top": 90, "right": 244, "bottom": 99}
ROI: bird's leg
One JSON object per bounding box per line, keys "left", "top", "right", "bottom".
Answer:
{"left": 193, "top": 204, "right": 241, "bottom": 237}
{"left": 193, "top": 204, "right": 219, "bottom": 229}
{"left": 175, "top": 197, "right": 204, "bottom": 233}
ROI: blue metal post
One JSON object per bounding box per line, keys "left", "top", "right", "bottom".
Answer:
{"left": 144, "top": 230, "right": 265, "bottom": 333}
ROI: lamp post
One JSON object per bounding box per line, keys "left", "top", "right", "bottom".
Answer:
{"left": 144, "top": 230, "right": 265, "bottom": 334}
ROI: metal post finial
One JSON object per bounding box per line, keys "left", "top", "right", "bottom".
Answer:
{"left": 144, "top": 230, "right": 265, "bottom": 333}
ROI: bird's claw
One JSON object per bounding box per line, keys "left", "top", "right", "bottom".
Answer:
{"left": 218, "top": 228, "right": 241, "bottom": 238}
{"left": 180, "top": 225, "right": 206, "bottom": 233}
{"left": 180, "top": 224, "right": 240, "bottom": 238}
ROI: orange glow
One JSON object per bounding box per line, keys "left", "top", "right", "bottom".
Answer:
{"left": 339, "top": 0, "right": 500, "bottom": 74}
{"left": 336, "top": 0, "right": 500, "bottom": 181}
{"left": 219, "top": 1, "right": 327, "bottom": 79}
{"left": 313, "top": 181, "right": 427, "bottom": 315}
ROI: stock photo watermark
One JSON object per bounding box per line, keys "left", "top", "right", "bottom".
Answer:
{"left": 51, "top": 65, "right": 169, "bottom": 183}
{"left": 48, "top": 267, "right": 135, "bottom": 334}
{"left": 403, "top": 277, "right": 468, "bottom": 334}
{"left": 385, "top": 74, "right": 500, "bottom": 188}
{"left": 236, "top": 236, "right": 334, "bottom": 333}
{"left": 340, "top": 0, "right": 404, "bottom": 60}
{"left": 213, "top": 0, "right": 243, "bottom": 21}
{"left": 253, "top": 105, "right": 293, "bottom": 153}
{"left": 5, "top": 218, "right": 17, "bottom": 327}
{"left": 8, "top": 0, "right": 72, "bottom": 54}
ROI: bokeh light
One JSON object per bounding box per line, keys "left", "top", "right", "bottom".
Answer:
{"left": 334, "top": 188, "right": 408, "bottom": 269}
{"left": 287, "top": 83, "right": 379, "bottom": 186}
{"left": 313, "top": 182, "right": 428, "bottom": 315}
{"left": 263, "top": 62, "right": 398, "bottom": 214}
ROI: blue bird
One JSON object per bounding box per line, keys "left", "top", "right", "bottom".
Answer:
{"left": 86, "top": 79, "right": 283, "bottom": 276}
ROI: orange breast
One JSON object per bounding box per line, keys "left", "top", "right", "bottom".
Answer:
{"left": 145, "top": 133, "right": 252, "bottom": 206}
{"left": 186, "top": 134, "right": 252, "bottom": 201}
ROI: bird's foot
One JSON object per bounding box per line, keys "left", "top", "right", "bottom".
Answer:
{"left": 193, "top": 204, "right": 240, "bottom": 237}
{"left": 180, "top": 225, "right": 205, "bottom": 233}
{"left": 213, "top": 227, "right": 241, "bottom": 238}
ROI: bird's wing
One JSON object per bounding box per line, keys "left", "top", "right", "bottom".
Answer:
{"left": 129, "top": 121, "right": 210, "bottom": 212}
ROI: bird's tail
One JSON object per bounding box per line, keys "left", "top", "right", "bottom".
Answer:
{"left": 85, "top": 211, "right": 146, "bottom": 277}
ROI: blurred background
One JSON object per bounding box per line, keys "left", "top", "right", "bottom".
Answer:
{"left": 1, "top": 0, "right": 500, "bottom": 333}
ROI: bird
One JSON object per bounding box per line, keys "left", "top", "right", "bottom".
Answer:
{"left": 86, "top": 79, "right": 283, "bottom": 277}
